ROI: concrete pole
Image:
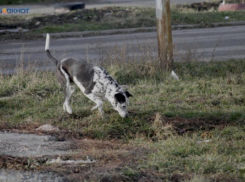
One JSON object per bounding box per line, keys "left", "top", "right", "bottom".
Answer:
{"left": 156, "top": 0, "right": 173, "bottom": 71}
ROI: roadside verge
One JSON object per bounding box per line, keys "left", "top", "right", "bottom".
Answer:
{"left": 44, "top": 21, "right": 245, "bottom": 39}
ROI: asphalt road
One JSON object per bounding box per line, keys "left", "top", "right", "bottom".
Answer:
{"left": 1, "top": 25, "right": 244, "bottom": 74}
{"left": 0, "top": 0, "right": 207, "bottom": 14}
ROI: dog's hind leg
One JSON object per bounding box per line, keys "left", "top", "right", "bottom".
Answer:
{"left": 60, "top": 66, "right": 75, "bottom": 114}
{"left": 62, "top": 84, "right": 75, "bottom": 114}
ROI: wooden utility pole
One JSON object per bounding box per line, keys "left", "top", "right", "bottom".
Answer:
{"left": 156, "top": 0, "right": 173, "bottom": 71}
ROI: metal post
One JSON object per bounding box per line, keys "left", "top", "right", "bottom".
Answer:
{"left": 156, "top": 0, "right": 173, "bottom": 71}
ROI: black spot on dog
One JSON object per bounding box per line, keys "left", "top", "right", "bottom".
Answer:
{"left": 114, "top": 93, "right": 126, "bottom": 103}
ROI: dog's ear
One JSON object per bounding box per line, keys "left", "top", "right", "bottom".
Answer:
{"left": 114, "top": 93, "right": 126, "bottom": 103}
{"left": 125, "top": 91, "right": 133, "bottom": 98}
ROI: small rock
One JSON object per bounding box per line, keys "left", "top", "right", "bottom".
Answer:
{"left": 35, "top": 21, "right": 41, "bottom": 26}
{"left": 36, "top": 124, "right": 60, "bottom": 132}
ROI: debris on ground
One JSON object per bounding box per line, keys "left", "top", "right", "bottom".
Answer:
{"left": 47, "top": 156, "right": 96, "bottom": 164}
{"left": 197, "top": 140, "right": 211, "bottom": 144}
{"left": 171, "top": 71, "right": 180, "bottom": 81}
{"left": 36, "top": 124, "right": 60, "bottom": 132}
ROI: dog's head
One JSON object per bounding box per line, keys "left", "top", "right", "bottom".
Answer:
{"left": 113, "top": 91, "right": 133, "bottom": 118}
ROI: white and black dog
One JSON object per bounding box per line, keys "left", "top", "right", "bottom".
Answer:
{"left": 45, "top": 34, "right": 132, "bottom": 118}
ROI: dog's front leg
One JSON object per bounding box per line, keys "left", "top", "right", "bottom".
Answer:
{"left": 87, "top": 94, "right": 104, "bottom": 117}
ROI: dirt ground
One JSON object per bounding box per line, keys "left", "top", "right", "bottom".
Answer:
{"left": 0, "top": 128, "right": 156, "bottom": 181}
{"left": 0, "top": 110, "right": 232, "bottom": 181}
{"left": 0, "top": 112, "right": 226, "bottom": 182}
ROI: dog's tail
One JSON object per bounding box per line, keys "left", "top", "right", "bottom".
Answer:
{"left": 45, "top": 33, "right": 59, "bottom": 65}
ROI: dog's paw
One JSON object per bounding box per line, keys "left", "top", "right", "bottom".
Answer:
{"left": 66, "top": 107, "right": 73, "bottom": 114}
{"left": 63, "top": 103, "right": 73, "bottom": 114}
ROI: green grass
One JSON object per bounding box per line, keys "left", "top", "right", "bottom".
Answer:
{"left": 146, "top": 131, "right": 245, "bottom": 181}
{"left": 1, "top": 59, "right": 245, "bottom": 180}
{"left": 1, "top": 60, "right": 245, "bottom": 136}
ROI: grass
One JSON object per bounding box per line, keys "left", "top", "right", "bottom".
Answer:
{"left": 1, "top": 31, "right": 245, "bottom": 180}
{"left": 1, "top": 55, "right": 245, "bottom": 180}
{"left": 2, "top": 60, "right": 245, "bottom": 136}
{"left": 145, "top": 131, "right": 245, "bottom": 181}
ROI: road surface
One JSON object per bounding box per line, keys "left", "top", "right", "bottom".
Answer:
{"left": 0, "top": 25, "right": 245, "bottom": 74}
{"left": 0, "top": 0, "right": 208, "bottom": 14}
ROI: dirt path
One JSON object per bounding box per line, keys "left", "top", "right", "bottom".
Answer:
{"left": 0, "top": 131, "right": 71, "bottom": 181}
{"left": 0, "top": 129, "right": 154, "bottom": 181}
{"left": 0, "top": 132, "right": 72, "bottom": 157}
{"left": 0, "top": 169, "right": 65, "bottom": 182}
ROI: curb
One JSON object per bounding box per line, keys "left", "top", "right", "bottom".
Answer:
{"left": 43, "top": 21, "right": 245, "bottom": 38}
